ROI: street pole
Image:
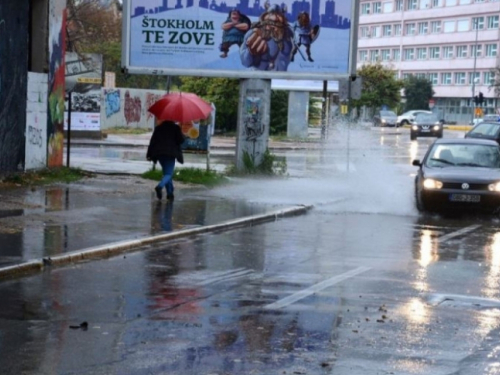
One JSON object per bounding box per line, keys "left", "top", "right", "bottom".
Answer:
{"left": 321, "top": 80, "right": 328, "bottom": 139}
{"left": 66, "top": 92, "right": 72, "bottom": 168}
{"left": 471, "top": 19, "right": 479, "bottom": 124}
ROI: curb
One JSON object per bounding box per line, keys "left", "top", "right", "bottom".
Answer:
{"left": 0, "top": 204, "right": 313, "bottom": 281}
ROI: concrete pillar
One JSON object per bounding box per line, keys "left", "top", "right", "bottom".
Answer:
{"left": 235, "top": 79, "right": 271, "bottom": 171}
{"left": 287, "top": 91, "right": 309, "bottom": 138}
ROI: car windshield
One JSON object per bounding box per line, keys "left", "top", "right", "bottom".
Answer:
{"left": 415, "top": 114, "right": 438, "bottom": 123}
{"left": 426, "top": 143, "right": 500, "bottom": 168}
{"left": 380, "top": 111, "right": 396, "bottom": 117}
{"left": 469, "top": 123, "right": 500, "bottom": 137}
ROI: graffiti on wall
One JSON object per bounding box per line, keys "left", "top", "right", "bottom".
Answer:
{"left": 124, "top": 90, "right": 142, "bottom": 125}
{"left": 145, "top": 93, "right": 163, "bottom": 121}
{"left": 47, "top": 0, "right": 66, "bottom": 167}
{"left": 105, "top": 89, "right": 120, "bottom": 118}
{"left": 244, "top": 96, "right": 264, "bottom": 141}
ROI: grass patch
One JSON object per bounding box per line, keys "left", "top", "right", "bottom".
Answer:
{"left": 103, "top": 127, "right": 151, "bottom": 135}
{"left": 1, "top": 167, "right": 92, "bottom": 186}
{"left": 142, "top": 167, "right": 229, "bottom": 187}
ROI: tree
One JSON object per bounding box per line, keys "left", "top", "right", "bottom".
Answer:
{"left": 270, "top": 90, "right": 288, "bottom": 134}
{"left": 352, "top": 63, "right": 404, "bottom": 113}
{"left": 180, "top": 77, "right": 240, "bottom": 132}
{"left": 488, "top": 67, "right": 500, "bottom": 97}
{"left": 403, "top": 75, "right": 435, "bottom": 111}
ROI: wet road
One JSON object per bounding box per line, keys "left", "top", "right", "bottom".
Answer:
{"left": 4, "top": 126, "right": 500, "bottom": 374}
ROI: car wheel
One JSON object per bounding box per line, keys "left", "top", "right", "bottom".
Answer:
{"left": 415, "top": 184, "right": 428, "bottom": 213}
{"left": 410, "top": 132, "right": 416, "bottom": 141}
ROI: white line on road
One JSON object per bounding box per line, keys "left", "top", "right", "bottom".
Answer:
{"left": 264, "top": 266, "right": 371, "bottom": 310}
{"left": 197, "top": 268, "right": 254, "bottom": 286}
{"left": 437, "top": 225, "right": 481, "bottom": 243}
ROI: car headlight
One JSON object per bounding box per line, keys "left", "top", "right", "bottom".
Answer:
{"left": 423, "top": 178, "right": 443, "bottom": 189}
{"left": 433, "top": 125, "right": 440, "bottom": 131}
{"left": 412, "top": 125, "right": 418, "bottom": 130}
{"left": 488, "top": 182, "right": 500, "bottom": 192}
{"left": 381, "top": 119, "right": 386, "bottom": 123}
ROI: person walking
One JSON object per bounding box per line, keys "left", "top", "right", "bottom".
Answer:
{"left": 147, "top": 120, "right": 185, "bottom": 200}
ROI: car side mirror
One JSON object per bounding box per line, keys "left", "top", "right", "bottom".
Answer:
{"left": 412, "top": 160, "right": 421, "bottom": 166}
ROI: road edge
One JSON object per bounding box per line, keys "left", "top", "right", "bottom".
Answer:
{"left": 0, "top": 204, "right": 313, "bottom": 281}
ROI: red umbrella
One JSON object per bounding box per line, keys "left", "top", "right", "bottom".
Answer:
{"left": 148, "top": 92, "right": 212, "bottom": 123}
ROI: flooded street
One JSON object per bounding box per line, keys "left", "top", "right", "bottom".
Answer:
{"left": 2, "top": 126, "right": 500, "bottom": 374}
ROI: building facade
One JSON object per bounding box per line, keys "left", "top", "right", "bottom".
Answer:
{"left": 357, "top": 0, "right": 500, "bottom": 123}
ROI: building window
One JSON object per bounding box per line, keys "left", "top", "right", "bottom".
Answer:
{"left": 394, "top": 24, "right": 402, "bottom": 35}
{"left": 370, "top": 50, "right": 380, "bottom": 62}
{"left": 443, "top": 21, "right": 455, "bottom": 32}
{"left": 360, "top": 26, "right": 370, "bottom": 37}
{"left": 469, "top": 72, "right": 481, "bottom": 84}
{"left": 484, "top": 71, "right": 495, "bottom": 85}
{"left": 392, "top": 48, "right": 401, "bottom": 61}
{"left": 442, "top": 46, "right": 453, "bottom": 58}
{"left": 454, "top": 72, "right": 466, "bottom": 84}
{"left": 402, "top": 73, "right": 412, "bottom": 80}
{"left": 361, "top": 3, "right": 371, "bottom": 14}
{"left": 472, "top": 17, "right": 485, "bottom": 29}
{"left": 359, "top": 50, "right": 368, "bottom": 61}
{"left": 417, "top": 47, "right": 427, "bottom": 59}
{"left": 371, "top": 26, "right": 381, "bottom": 37}
{"left": 373, "top": 2, "right": 382, "bottom": 13}
{"left": 418, "top": 22, "right": 428, "bottom": 34}
{"left": 456, "top": 45, "right": 467, "bottom": 58}
{"left": 457, "top": 19, "right": 469, "bottom": 31}
{"left": 403, "top": 48, "right": 415, "bottom": 60}
{"left": 445, "top": 0, "right": 456, "bottom": 5}
{"left": 470, "top": 44, "right": 482, "bottom": 57}
{"left": 383, "top": 2, "right": 393, "bottom": 12}
{"left": 429, "top": 47, "right": 440, "bottom": 59}
{"left": 405, "top": 23, "right": 416, "bottom": 35}
{"left": 395, "top": 0, "right": 403, "bottom": 10}
{"left": 428, "top": 73, "right": 438, "bottom": 84}
{"left": 459, "top": 0, "right": 470, "bottom": 4}
{"left": 487, "top": 15, "right": 499, "bottom": 29}
{"left": 420, "top": 0, "right": 430, "bottom": 8}
{"left": 431, "top": 21, "right": 441, "bottom": 33}
{"left": 407, "top": 0, "right": 418, "bottom": 9}
{"left": 441, "top": 73, "right": 452, "bottom": 85}
{"left": 432, "top": 0, "right": 442, "bottom": 5}
{"left": 415, "top": 73, "right": 427, "bottom": 79}
{"left": 381, "top": 49, "right": 391, "bottom": 61}
{"left": 383, "top": 25, "right": 392, "bottom": 36}
{"left": 486, "top": 44, "right": 498, "bottom": 57}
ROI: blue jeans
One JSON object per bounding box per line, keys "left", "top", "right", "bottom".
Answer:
{"left": 157, "top": 156, "right": 176, "bottom": 195}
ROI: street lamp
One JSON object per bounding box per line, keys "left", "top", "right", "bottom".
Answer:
{"left": 471, "top": 18, "right": 480, "bottom": 124}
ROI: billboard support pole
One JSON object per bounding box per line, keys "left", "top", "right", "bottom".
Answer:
{"left": 321, "top": 80, "right": 328, "bottom": 140}
{"left": 235, "top": 79, "right": 271, "bottom": 172}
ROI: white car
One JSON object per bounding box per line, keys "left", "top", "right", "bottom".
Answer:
{"left": 397, "top": 110, "right": 433, "bottom": 126}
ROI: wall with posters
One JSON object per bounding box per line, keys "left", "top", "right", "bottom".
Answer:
{"left": 0, "top": 0, "right": 30, "bottom": 174}
{"left": 47, "top": 0, "right": 66, "bottom": 167}
{"left": 64, "top": 52, "right": 103, "bottom": 132}
{"left": 101, "top": 88, "right": 167, "bottom": 129}
{"left": 25, "top": 73, "right": 49, "bottom": 170}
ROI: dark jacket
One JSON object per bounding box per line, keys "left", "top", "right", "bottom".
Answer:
{"left": 146, "top": 121, "right": 185, "bottom": 164}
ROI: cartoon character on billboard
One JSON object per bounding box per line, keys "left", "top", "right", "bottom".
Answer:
{"left": 240, "top": 2, "right": 294, "bottom": 71}
{"left": 220, "top": 9, "right": 251, "bottom": 58}
{"left": 291, "top": 12, "right": 320, "bottom": 63}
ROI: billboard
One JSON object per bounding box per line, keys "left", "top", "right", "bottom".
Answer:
{"left": 122, "top": 0, "right": 357, "bottom": 80}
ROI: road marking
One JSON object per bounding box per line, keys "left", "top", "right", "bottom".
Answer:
{"left": 264, "top": 266, "right": 371, "bottom": 310}
{"left": 437, "top": 225, "right": 481, "bottom": 243}
{"left": 197, "top": 268, "right": 254, "bottom": 286}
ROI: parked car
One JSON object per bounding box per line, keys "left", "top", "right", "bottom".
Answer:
{"left": 413, "top": 138, "right": 500, "bottom": 213}
{"left": 373, "top": 110, "right": 398, "bottom": 127}
{"left": 397, "top": 110, "right": 432, "bottom": 126}
{"left": 410, "top": 113, "right": 443, "bottom": 140}
{"left": 465, "top": 122, "right": 500, "bottom": 144}
{"left": 470, "top": 114, "right": 500, "bottom": 125}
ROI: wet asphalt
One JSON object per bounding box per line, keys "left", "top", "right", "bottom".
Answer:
{"left": 4, "top": 125, "right": 500, "bottom": 374}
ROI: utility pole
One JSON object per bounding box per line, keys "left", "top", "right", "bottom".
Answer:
{"left": 471, "top": 18, "right": 480, "bottom": 125}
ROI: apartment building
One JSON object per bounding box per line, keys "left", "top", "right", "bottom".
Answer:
{"left": 358, "top": 0, "right": 500, "bottom": 123}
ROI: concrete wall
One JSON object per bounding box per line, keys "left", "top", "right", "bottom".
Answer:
{"left": 25, "top": 73, "right": 49, "bottom": 170}
{"left": 101, "top": 88, "right": 167, "bottom": 129}
{"left": 0, "top": 0, "right": 30, "bottom": 174}
{"left": 287, "top": 91, "right": 309, "bottom": 138}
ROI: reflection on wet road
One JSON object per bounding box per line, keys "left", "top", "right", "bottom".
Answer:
{"left": 3, "top": 127, "right": 500, "bottom": 374}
